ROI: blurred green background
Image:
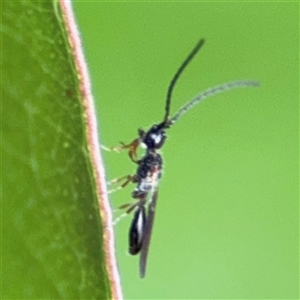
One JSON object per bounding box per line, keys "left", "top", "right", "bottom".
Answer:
{"left": 73, "top": 2, "right": 298, "bottom": 299}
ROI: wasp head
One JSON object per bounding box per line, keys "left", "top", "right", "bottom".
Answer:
{"left": 139, "top": 124, "right": 167, "bottom": 150}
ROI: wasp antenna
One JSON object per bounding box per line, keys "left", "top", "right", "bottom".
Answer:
{"left": 163, "top": 39, "right": 205, "bottom": 124}
{"left": 170, "top": 80, "right": 260, "bottom": 125}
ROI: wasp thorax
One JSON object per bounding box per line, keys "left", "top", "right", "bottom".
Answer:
{"left": 142, "top": 125, "right": 166, "bottom": 150}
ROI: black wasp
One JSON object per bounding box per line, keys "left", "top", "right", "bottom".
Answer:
{"left": 106, "top": 39, "right": 259, "bottom": 278}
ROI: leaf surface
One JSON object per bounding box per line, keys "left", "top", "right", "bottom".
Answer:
{"left": 2, "top": 1, "right": 113, "bottom": 298}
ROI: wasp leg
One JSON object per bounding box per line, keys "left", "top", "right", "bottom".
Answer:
{"left": 112, "top": 192, "right": 146, "bottom": 226}
{"left": 113, "top": 201, "right": 140, "bottom": 226}
{"left": 107, "top": 174, "right": 137, "bottom": 194}
{"left": 111, "top": 202, "right": 132, "bottom": 214}
{"left": 118, "top": 203, "right": 132, "bottom": 210}
{"left": 101, "top": 137, "right": 140, "bottom": 163}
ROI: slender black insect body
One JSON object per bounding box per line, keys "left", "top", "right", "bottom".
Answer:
{"left": 110, "top": 39, "right": 259, "bottom": 278}
{"left": 128, "top": 149, "right": 163, "bottom": 277}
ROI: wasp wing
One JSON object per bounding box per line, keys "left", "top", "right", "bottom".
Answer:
{"left": 139, "top": 189, "right": 159, "bottom": 278}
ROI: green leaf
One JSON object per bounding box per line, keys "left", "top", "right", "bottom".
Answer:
{"left": 2, "top": 1, "right": 119, "bottom": 298}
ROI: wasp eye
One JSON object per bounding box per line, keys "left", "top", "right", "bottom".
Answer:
{"left": 150, "top": 133, "right": 160, "bottom": 144}
{"left": 143, "top": 125, "right": 166, "bottom": 149}
{"left": 153, "top": 132, "right": 166, "bottom": 149}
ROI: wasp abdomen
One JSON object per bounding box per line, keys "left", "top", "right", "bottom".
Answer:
{"left": 129, "top": 206, "right": 147, "bottom": 255}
